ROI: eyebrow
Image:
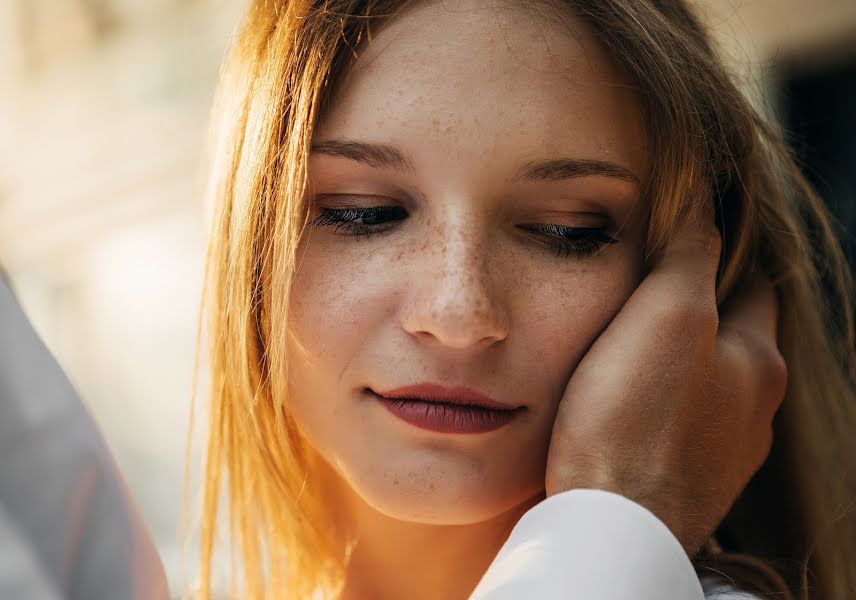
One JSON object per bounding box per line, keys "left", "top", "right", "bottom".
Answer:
{"left": 310, "top": 138, "right": 640, "bottom": 187}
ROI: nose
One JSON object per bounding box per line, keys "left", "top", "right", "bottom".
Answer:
{"left": 399, "top": 217, "right": 510, "bottom": 350}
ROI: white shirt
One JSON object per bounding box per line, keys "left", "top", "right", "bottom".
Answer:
{"left": 471, "top": 488, "right": 761, "bottom": 599}
{"left": 0, "top": 274, "right": 758, "bottom": 599}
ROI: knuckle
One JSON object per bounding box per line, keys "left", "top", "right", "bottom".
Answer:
{"left": 759, "top": 345, "right": 788, "bottom": 414}
{"left": 699, "top": 298, "right": 720, "bottom": 334}
{"left": 764, "top": 347, "right": 788, "bottom": 391}
{"left": 689, "top": 223, "right": 722, "bottom": 262}
{"left": 702, "top": 225, "right": 723, "bottom": 258}
{"left": 754, "top": 423, "right": 775, "bottom": 473}
{"left": 684, "top": 213, "right": 722, "bottom": 256}
{"left": 660, "top": 293, "right": 718, "bottom": 336}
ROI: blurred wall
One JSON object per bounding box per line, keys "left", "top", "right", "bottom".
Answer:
{"left": 0, "top": 0, "right": 246, "bottom": 595}
{"left": 0, "top": 0, "right": 854, "bottom": 597}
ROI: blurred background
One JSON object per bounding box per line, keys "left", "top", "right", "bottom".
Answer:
{"left": 0, "top": 0, "right": 854, "bottom": 597}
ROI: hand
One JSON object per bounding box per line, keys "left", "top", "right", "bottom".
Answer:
{"left": 543, "top": 205, "right": 787, "bottom": 556}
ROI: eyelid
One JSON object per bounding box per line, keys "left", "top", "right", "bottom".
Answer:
{"left": 313, "top": 193, "right": 404, "bottom": 209}
{"left": 527, "top": 214, "right": 614, "bottom": 235}
{"left": 535, "top": 209, "right": 610, "bottom": 225}
{"left": 313, "top": 193, "right": 382, "bottom": 202}
{"left": 314, "top": 195, "right": 617, "bottom": 231}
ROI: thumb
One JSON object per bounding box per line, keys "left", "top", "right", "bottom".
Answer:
{"left": 594, "top": 200, "right": 722, "bottom": 354}
{"left": 643, "top": 200, "right": 721, "bottom": 303}
{"left": 556, "top": 199, "right": 722, "bottom": 415}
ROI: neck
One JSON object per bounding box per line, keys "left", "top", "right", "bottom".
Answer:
{"left": 313, "top": 456, "right": 545, "bottom": 600}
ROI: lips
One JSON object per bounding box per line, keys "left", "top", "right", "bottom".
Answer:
{"left": 372, "top": 382, "right": 519, "bottom": 411}
{"left": 368, "top": 383, "right": 523, "bottom": 434}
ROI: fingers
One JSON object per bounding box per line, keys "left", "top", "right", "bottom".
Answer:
{"left": 616, "top": 199, "right": 721, "bottom": 351}
{"left": 563, "top": 197, "right": 722, "bottom": 391}
{"left": 716, "top": 271, "right": 787, "bottom": 421}
{"left": 647, "top": 199, "right": 721, "bottom": 302}
{"left": 718, "top": 270, "right": 779, "bottom": 342}
{"left": 565, "top": 199, "right": 722, "bottom": 404}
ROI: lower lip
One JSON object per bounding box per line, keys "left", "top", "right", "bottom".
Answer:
{"left": 371, "top": 391, "right": 522, "bottom": 434}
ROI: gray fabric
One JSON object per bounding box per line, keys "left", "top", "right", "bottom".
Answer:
{"left": 0, "top": 274, "right": 169, "bottom": 599}
{"left": 0, "top": 504, "right": 62, "bottom": 600}
{"left": 701, "top": 576, "right": 765, "bottom": 599}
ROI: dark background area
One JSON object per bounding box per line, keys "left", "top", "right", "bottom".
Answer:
{"left": 776, "top": 53, "right": 856, "bottom": 282}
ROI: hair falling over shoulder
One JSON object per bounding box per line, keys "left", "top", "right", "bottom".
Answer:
{"left": 184, "top": 1, "right": 856, "bottom": 598}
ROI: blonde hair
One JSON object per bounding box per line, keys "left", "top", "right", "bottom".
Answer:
{"left": 188, "top": 1, "right": 856, "bottom": 598}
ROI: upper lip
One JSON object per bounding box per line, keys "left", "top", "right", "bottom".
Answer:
{"left": 371, "top": 382, "right": 520, "bottom": 411}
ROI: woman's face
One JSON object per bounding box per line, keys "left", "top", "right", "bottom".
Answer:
{"left": 286, "top": 0, "right": 648, "bottom": 525}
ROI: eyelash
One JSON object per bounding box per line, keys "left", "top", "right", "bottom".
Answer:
{"left": 310, "top": 205, "right": 619, "bottom": 259}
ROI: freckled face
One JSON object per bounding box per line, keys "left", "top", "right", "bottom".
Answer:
{"left": 285, "top": 0, "right": 648, "bottom": 524}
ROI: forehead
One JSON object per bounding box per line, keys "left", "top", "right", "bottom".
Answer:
{"left": 314, "top": 0, "right": 647, "bottom": 187}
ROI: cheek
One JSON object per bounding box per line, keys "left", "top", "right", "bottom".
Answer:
{"left": 281, "top": 236, "right": 644, "bottom": 522}
{"left": 284, "top": 244, "right": 401, "bottom": 450}
{"left": 284, "top": 252, "right": 370, "bottom": 435}
{"left": 522, "top": 254, "right": 642, "bottom": 391}
{"left": 287, "top": 249, "right": 383, "bottom": 366}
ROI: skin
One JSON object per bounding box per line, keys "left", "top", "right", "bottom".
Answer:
{"left": 285, "top": 1, "right": 785, "bottom": 599}
{"left": 545, "top": 209, "right": 786, "bottom": 557}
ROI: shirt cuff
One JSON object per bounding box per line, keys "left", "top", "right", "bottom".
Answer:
{"left": 468, "top": 488, "right": 705, "bottom": 600}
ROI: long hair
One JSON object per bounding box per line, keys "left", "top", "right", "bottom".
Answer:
{"left": 188, "top": 1, "right": 856, "bottom": 598}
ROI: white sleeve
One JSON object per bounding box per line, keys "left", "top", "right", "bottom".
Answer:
{"left": 0, "top": 274, "right": 170, "bottom": 600}
{"left": 0, "top": 504, "right": 62, "bottom": 600}
{"left": 700, "top": 580, "right": 765, "bottom": 600}
{"left": 468, "top": 488, "right": 706, "bottom": 600}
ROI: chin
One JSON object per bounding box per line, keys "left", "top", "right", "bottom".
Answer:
{"left": 348, "top": 469, "right": 544, "bottom": 525}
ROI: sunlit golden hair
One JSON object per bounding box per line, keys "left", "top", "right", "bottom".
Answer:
{"left": 187, "top": 1, "right": 856, "bottom": 598}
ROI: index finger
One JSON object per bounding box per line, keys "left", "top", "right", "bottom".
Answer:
{"left": 638, "top": 198, "right": 722, "bottom": 310}
{"left": 714, "top": 270, "right": 788, "bottom": 422}
{"left": 718, "top": 270, "right": 780, "bottom": 342}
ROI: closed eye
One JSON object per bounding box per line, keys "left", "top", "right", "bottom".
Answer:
{"left": 310, "top": 204, "right": 619, "bottom": 259}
